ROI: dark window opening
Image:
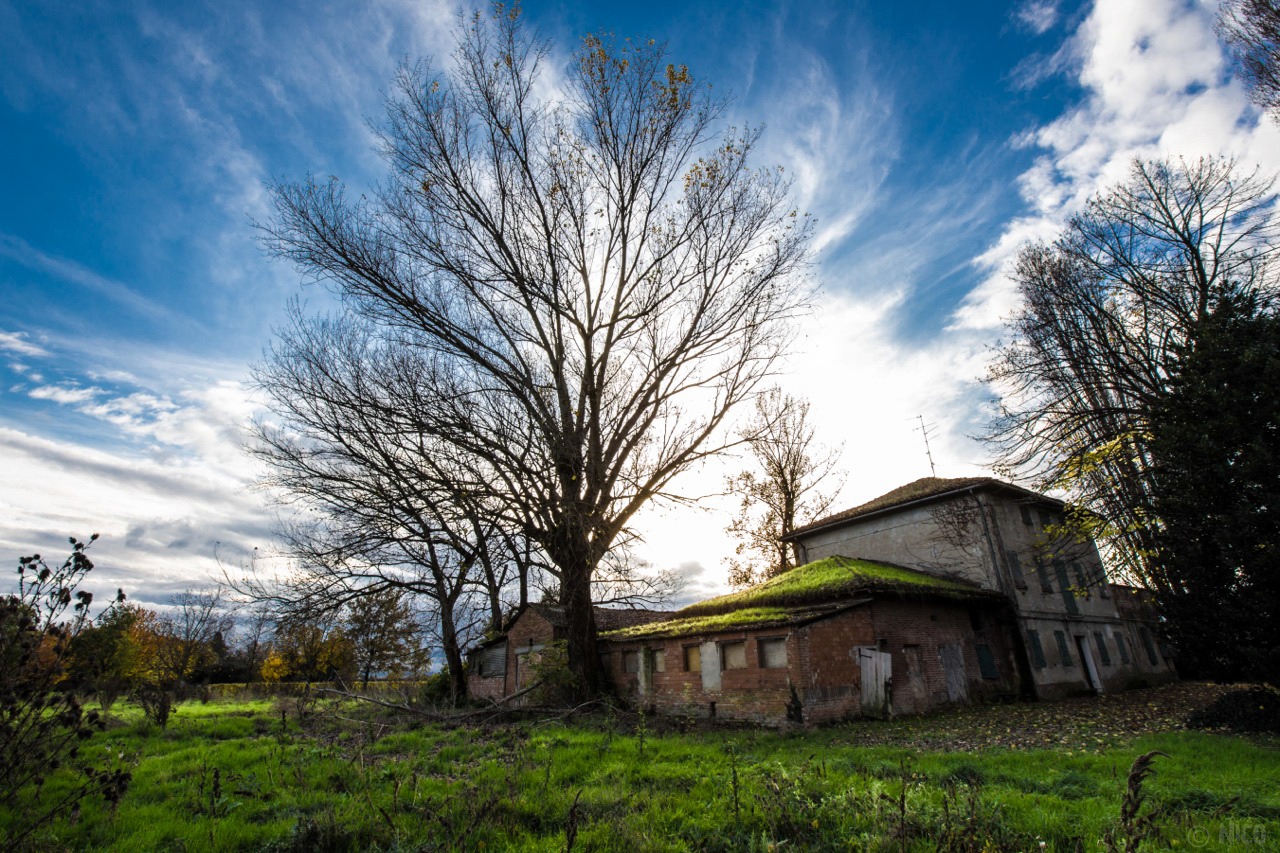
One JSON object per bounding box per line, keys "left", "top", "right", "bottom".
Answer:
{"left": 976, "top": 643, "right": 999, "bottom": 679}
{"left": 1006, "top": 550, "right": 1027, "bottom": 589}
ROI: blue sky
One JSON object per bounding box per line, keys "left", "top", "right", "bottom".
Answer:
{"left": 2, "top": 0, "right": 1276, "bottom": 605}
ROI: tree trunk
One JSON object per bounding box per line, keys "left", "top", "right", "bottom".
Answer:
{"left": 437, "top": 603, "right": 466, "bottom": 705}
{"left": 560, "top": 560, "right": 601, "bottom": 698}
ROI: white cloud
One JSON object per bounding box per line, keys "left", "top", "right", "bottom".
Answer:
{"left": 954, "top": 0, "right": 1280, "bottom": 332}
{"left": 1015, "top": 1, "right": 1060, "bottom": 36}
{"left": 0, "top": 330, "right": 48, "bottom": 357}
{"left": 28, "top": 384, "right": 103, "bottom": 405}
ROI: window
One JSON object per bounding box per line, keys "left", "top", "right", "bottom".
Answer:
{"left": 968, "top": 609, "right": 983, "bottom": 631}
{"left": 721, "top": 641, "right": 747, "bottom": 670}
{"left": 649, "top": 649, "right": 665, "bottom": 673}
{"left": 1054, "top": 630, "right": 1074, "bottom": 667}
{"left": 975, "top": 643, "right": 999, "bottom": 679}
{"left": 1096, "top": 564, "right": 1111, "bottom": 598}
{"left": 1073, "top": 563, "right": 1090, "bottom": 598}
{"left": 1019, "top": 504, "right": 1033, "bottom": 525}
{"left": 1093, "top": 632, "right": 1111, "bottom": 666}
{"left": 1114, "top": 631, "right": 1130, "bottom": 664}
{"left": 1038, "top": 508, "right": 1054, "bottom": 529}
{"left": 1054, "top": 560, "right": 1079, "bottom": 614}
{"left": 1006, "top": 550, "right": 1027, "bottom": 589}
{"left": 1139, "top": 627, "right": 1160, "bottom": 665}
{"left": 623, "top": 651, "right": 639, "bottom": 674}
{"left": 758, "top": 637, "right": 787, "bottom": 669}
{"left": 1035, "top": 556, "right": 1054, "bottom": 593}
{"left": 1027, "top": 630, "right": 1047, "bottom": 669}
{"left": 478, "top": 642, "right": 507, "bottom": 677}
{"left": 683, "top": 644, "right": 701, "bottom": 672}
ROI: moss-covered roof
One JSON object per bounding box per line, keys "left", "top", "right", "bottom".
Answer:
{"left": 786, "top": 476, "right": 1061, "bottom": 539}
{"left": 601, "top": 556, "right": 1000, "bottom": 641}
{"left": 601, "top": 602, "right": 867, "bottom": 641}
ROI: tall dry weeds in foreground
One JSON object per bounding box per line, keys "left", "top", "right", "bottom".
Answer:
{"left": 1103, "top": 750, "right": 1168, "bottom": 852}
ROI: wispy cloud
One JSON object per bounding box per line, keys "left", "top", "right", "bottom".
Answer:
{"left": 0, "top": 330, "right": 48, "bottom": 357}
{"left": 0, "top": 233, "right": 178, "bottom": 324}
{"left": 28, "top": 384, "right": 103, "bottom": 405}
{"left": 1014, "top": 1, "right": 1060, "bottom": 36}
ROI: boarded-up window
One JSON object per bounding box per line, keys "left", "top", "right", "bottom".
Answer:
{"left": 975, "top": 643, "right": 999, "bottom": 679}
{"left": 649, "top": 649, "right": 665, "bottom": 673}
{"left": 1054, "top": 630, "right": 1074, "bottom": 667}
{"left": 683, "top": 645, "right": 701, "bottom": 672}
{"left": 758, "top": 638, "right": 787, "bottom": 669}
{"left": 1093, "top": 631, "right": 1111, "bottom": 665}
{"left": 1035, "top": 556, "right": 1053, "bottom": 593}
{"left": 721, "top": 641, "right": 746, "bottom": 670}
{"left": 1006, "top": 550, "right": 1027, "bottom": 589}
{"left": 623, "top": 651, "right": 639, "bottom": 674}
{"left": 1114, "top": 631, "right": 1131, "bottom": 664}
{"left": 1139, "top": 627, "right": 1159, "bottom": 665}
{"left": 478, "top": 642, "right": 507, "bottom": 677}
{"left": 1054, "top": 560, "right": 1079, "bottom": 614}
{"left": 1027, "top": 630, "right": 1047, "bottom": 669}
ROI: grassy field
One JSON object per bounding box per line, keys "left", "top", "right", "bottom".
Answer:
{"left": 6, "top": 683, "right": 1277, "bottom": 851}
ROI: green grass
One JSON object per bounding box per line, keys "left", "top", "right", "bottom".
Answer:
{"left": 4, "top": 689, "right": 1277, "bottom": 851}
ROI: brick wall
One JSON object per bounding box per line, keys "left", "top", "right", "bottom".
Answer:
{"left": 465, "top": 607, "right": 559, "bottom": 702}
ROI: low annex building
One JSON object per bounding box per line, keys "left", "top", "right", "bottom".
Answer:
{"left": 467, "top": 476, "right": 1177, "bottom": 723}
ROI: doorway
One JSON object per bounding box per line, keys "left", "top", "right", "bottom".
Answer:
{"left": 1074, "top": 634, "right": 1103, "bottom": 693}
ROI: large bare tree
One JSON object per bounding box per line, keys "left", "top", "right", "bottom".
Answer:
{"left": 260, "top": 10, "right": 811, "bottom": 693}
{"left": 986, "top": 156, "right": 1279, "bottom": 587}
{"left": 725, "top": 388, "right": 842, "bottom": 588}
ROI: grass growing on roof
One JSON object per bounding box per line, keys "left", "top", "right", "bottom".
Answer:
{"left": 677, "top": 556, "right": 992, "bottom": 619}
{"left": 603, "top": 606, "right": 801, "bottom": 639}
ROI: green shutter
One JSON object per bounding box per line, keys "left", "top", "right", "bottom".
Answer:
{"left": 1054, "top": 561, "right": 1079, "bottom": 614}
{"left": 1027, "top": 630, "right": 1047, "bottom": 668}
{"left": 1093, "top": 632, "right": 1111, "bottom": 665}
{"left": 1006, "top": 550, "right": 1027, "bottom": 588}
{"left": 1139, "top": 627, "right": 1159, "bottom": 665}
{"left": 1114, "top": 632, "right": 1130, "bottom": 664}
{"left": 976, "top": 643, "right": 999, "bottom": 679}
{"left": 1054, "top": 630, "right": 1074, "bottom": 667}
{"left": 1035, "top": 557, "right": 1053, "bottom": 593}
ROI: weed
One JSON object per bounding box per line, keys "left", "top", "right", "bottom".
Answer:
{"left": 1102, "top": 750, "right": 1167, "bottom": 852}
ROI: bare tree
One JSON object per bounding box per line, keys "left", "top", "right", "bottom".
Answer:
{"left": 1219, "top": 0, "right": 1280, "bottom": 118}
{"left": 725, "top": 389, "right": 842, "bottom": 588}
{"left": 260, "top": 10, "right": 811, "bottom": 694}
{"left": 244, "top": 308, "right": 539, "bottom": 700}
{"left": 985, "top": 156, "right": 1279, "bottom": 588}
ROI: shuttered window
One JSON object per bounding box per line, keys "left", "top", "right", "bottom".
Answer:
{"left": 1114, "top": 631, "right": 1130, "bottom": 664}
{"left": 479, "top": 642, "right": 507, "bottom": 677}
{"left": 683, "top": 645, "right": 701, "bottom": 672}
{"left": 1093, "top": 632, "right": 1111, "bottom": 665}
{"left": 1139, "top": 627, "right": 1159, "bottom": 665}
{"left": 1006, "top": 550, "right": 1027, "bottom": 589}
{"left": 1073, "top": 563, "right": 1090, "bottom": 599}
{"left": 721, "top": 641, "right": 747, "bottom": 670}
{"left": 975, "top": 643, "right": 999, "bottom": 679}
{"left": 1027, "top": 630, "right": 1047, "bottom": 669}
{"left": 1054, "top": 560, "right": 1079, "bottom": 614}
{"left": 758, "top": 638, "right": 787, "bottom": 669}
{"left": 1035, "top": 556, "right": 1054, "bottom": 593}
{"left": 1054, "top": 630, "right": 1074, "bottom": 667}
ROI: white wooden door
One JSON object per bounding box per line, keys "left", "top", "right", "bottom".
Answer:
{"left": 857, "top": 647, "right": 892, "bottom": 717}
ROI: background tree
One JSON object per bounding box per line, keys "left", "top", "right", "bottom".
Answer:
{"left": 245, "top": 311, "right": 535, "bottom": 702}
{"left": 344, "top": 588, "right": 429, "bottom": 687}
{"left": 986, "top": 156, "right": 1279, "bottom": 588}
{"left": 1, "top": 537, "right": 130, "bottom": 848}
{"left": 1145, "top": 294, "right": 1280, "bottom": 682}
{"left": 1219, "top": 0, "right": 1280, "bottom": 117}
{"left": 261, "top": 613, "right": 356, "bottom": 685}
{"left": 725, "top": 389, "right": 843, "bottom": 588}
{"left": 130, "top": 590, "right": 232, "bottom": 726}
{"left": 262, "top": 9, "right": 811, "bottom": 694}
{"left": 67, "top": 602, "right": 142, "bottom": 714}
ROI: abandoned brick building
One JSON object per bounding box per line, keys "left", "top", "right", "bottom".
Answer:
{"left": 467, "top": 477, "right": 1177, "bottom": 723}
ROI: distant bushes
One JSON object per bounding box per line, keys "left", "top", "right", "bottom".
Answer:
{"left": 1186, "top": 686, "right": 1280, "bottom": 733}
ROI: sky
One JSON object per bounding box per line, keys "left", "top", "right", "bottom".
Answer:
{"left": 2, "top": 0, "right": 1278, "bottom": 609}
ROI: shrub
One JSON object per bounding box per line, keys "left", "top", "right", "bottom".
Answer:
{"left": 0, "top": 536, "right": 131, "bottom": 848}
{"left": 1186, "top": 686, "right": 1280, "bottom": 733}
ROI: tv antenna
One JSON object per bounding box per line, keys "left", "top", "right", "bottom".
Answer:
{"left": 912, "top": 414, "right": 938, "bottom": 477}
